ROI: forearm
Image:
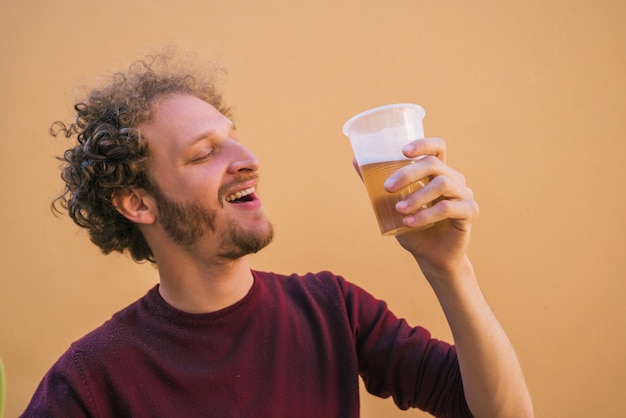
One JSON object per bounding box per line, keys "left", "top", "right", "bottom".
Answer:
{"left": 424, "top": 258, "right": 534, "bottom": 418}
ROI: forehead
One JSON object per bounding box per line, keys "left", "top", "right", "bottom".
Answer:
{"left": 141, "top": 93, "right": 232, "bottom": 150}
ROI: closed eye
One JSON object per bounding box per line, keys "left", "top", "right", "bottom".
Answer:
{"left": 188, "top": 146, "right": 219, "bottom": 164}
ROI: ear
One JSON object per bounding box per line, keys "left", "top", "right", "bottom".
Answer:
{"left": 112, "top": 188, "right": 156, "bottom": 225}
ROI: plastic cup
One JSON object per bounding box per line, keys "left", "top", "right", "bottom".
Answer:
{"left": 343, "top": 103, "right": 432, "bottom": 236}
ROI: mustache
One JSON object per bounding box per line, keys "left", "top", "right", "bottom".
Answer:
{"left": 218, "top": 173, "right": 260, "bottom": 202}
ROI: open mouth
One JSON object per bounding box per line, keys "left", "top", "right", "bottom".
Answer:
{"left": 225, "top": 187, "right": 256, "bottom": 203}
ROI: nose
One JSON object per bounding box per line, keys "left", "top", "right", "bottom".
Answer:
{"left": 227, "top": 140, "right": 260, "bottom": 174}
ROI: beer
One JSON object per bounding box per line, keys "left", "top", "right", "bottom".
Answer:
{"left": 360, "top": 159, "right": 432, "bottom": 235}
{"left": 342, "top": 103, "right": 428, "bottom": 235}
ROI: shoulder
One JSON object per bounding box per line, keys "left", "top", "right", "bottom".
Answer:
{"left": 22, "top": 309, "right": 142, "bottom": 418}
{"left": 252, "top": 270, "right": 384, "bottom": 315}
{"left": 253, "top": 270, "right": 356, "bottom": 296}
{"left": 68, "top": 286, "right": 157, "bottom": 362}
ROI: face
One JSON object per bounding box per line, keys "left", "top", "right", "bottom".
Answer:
{"left": 139, "top": 94, "right": 274, "bottom": 260}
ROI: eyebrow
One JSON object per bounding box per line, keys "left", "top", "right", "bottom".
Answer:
{"left": 185, "top": 123, "right": 236, "bottom": 148}
{"left": 186, "top": 131, "right": 217, "bottom": 148}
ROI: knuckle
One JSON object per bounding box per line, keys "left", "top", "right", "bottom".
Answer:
{"left": 436, "top": 199, "right": 454, "bottom": 215}
{"left": 432, "top": 175, "right": 451, "bottom": 193}
{"left": 423, "top": 155, "right": 440, "bottom": 166}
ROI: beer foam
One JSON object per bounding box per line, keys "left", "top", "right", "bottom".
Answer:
{"left": 350, "top": 126, "right": 424, "bottom": 165}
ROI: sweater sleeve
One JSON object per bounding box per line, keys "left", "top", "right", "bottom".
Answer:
{"left": 20, "top": 346, "right": 98, "bottom": 418}
{"left": 338, "top": 277, "right": 473, "bottom": 418}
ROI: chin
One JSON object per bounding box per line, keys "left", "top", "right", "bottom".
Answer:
{"left": 220, "top": 220, "right": 275, "bottom": 260}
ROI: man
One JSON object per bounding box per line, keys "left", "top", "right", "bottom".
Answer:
{"left": 22, "top": 52, "right": 533, "bottom": 417}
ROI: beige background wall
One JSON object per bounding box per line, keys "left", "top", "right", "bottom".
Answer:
{"left": 1, "top": 0, "right": 625, "bottom": 416}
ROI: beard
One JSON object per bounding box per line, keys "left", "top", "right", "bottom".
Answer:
{"left": 149, "top": 180, "right": 274, "bottom": 260}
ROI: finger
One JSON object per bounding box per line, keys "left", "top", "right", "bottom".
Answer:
{"left": 402, "top": 198, "right": 479, "bottom": 231}
{"left": 402, "top": 137, "right": 447, "bottom": 161}
{"left": 384, "top": 156, "right": 465, "bottom": 193}
{"left": 395, "top": 174, "right": 473, "bottom": 215}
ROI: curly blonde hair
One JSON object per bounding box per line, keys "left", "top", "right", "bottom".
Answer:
{"left": 51, "top": 50, "right": 231, "bottom": 263}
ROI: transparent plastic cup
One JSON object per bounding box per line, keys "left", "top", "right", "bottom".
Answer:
{"left": 343, "top": 103, "right": 432, "bottom": 236}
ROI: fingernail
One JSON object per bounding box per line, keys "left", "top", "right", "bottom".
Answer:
{"left": 402, "top": 143, "right": 416, "bottom": 154}
{"left": 396, "top": 201, "right": 408, "bottom": 211}
{"left": 384, "top": 177, "right": 396, "bottom": 190}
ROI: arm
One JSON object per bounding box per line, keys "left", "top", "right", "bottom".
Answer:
{"left": 382, "top": 138, "right": 534, "bottom": 418}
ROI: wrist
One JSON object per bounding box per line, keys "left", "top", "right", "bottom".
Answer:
{"left": 418, "top": 256, "right": 486, "bottom": 312}
{"left": 418, "top": 254, "right": 475, "bottom": 287}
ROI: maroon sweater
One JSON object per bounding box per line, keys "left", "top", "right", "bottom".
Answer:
{"left": 22, "top": 271, "right": 471, "bottom": 417}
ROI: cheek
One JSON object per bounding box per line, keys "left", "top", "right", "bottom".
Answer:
{"left": 152, "top": 159, "right": 224, "bottom": 201}
{"left": 184, "top": 169, "right": 224, "bottom": 202}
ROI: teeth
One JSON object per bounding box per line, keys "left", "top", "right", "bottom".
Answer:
{"left": 225, "top": 187, "right": 255, "bottom": 202}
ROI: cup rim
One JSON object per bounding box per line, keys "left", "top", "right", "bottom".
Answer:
{"left": 342, "top": 103, "right": 426, "bottom": 136}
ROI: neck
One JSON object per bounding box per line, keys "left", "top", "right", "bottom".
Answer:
{"left": 156, "top": 255, "right": 254, "bottom": 314}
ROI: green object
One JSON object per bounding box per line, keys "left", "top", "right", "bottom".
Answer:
{"left": 0, "top": 357, "right": 5, "bottom": 418}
